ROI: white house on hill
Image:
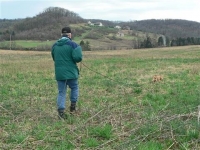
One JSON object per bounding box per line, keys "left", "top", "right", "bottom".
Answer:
{"left": 88, "top": 21, "right": 103, "bottom": 26}
{"left": 115, "top": 25, "right": 121, "bottom": 29}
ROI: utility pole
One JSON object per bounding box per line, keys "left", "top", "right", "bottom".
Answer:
{"left": 10, "top": 32, "right": 12, "bottom": 50}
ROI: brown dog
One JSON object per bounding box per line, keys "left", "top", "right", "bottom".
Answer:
{"left": 152, "top": 75, "right": 163, "bottom": 82}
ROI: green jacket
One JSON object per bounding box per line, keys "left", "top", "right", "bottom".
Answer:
{"left": 51, "top": 37, "right": 82, "bottom": 80}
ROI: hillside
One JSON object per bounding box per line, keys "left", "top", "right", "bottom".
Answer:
{"left": 0, "top": 7, "right": 200, "bottom": 50}
{"left": 119, "top": 19, "right": 200, "bottom": 38}
{"left": 0, "top": 7, "right": 86, "bottom": 41}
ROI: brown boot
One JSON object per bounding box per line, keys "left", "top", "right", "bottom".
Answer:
{"left": 70, "top": 103, "right": 76, "bottom": 114}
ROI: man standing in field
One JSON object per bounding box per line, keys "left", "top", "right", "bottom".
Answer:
{"left": 51, "top": 27, "right": 82, "bottom": 119}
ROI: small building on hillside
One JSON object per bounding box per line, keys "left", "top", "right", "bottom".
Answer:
{"left": 94, "top": 22, "right": 103, "bottom": 26}
{"left": 115, "top": 25, "right": 121, "bottom": 29}
{"left": 123, "top": 26, "right": 131, "bottom": 30}
{"left": 88, "top": 21, "right": 103, "bottom": 26}
{"left": 88, "top": 21, "right": 94, "bottom": 26}
{"left": 117, "top": 31, "right": 124, "bottom": 37}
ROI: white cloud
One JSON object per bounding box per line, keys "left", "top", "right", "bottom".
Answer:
{"left": 49, "top": 0, "right": 200, "bottom": 22}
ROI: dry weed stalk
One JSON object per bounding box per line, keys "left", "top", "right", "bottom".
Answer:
{"left": 198, "top": 105, "right": 200, "bottom": 125}
{"left": 0, "top": 105, "right": 14, "bottom": 117}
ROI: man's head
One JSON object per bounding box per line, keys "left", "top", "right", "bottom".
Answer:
{"left": 61, "top": 27, "right": 71, "bottom": 38}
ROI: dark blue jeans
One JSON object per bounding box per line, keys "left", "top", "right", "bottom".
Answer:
{"left": 57, "top": 79, "right": 79, "bottom": 111}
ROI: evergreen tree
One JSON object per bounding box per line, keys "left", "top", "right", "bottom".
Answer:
{"left": 145, "top": 36, "right": 153, "bottom": 48}
{"left": 85, "top": 41, "right": 91, "bottom": 51}
{"left": 140, "top": 36, "right": 153, "bottom": 48}
{"left": 80, "top": 40, "right": 84, "bottom": 47}
{"left": 79, "top": 40, "right": 91, "bottom": 51}
{"left": 158, "top": 36, "right": 163, "bottom": 46}
{"left": 166, "top": 36, "right": 170, "bottom": 46}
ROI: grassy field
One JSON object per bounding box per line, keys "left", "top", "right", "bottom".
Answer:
{"left": 13, "top": 40, "right": 55, "bottom": 48}
{"left": 0, "top": 46, "right": 200, "bottom": 149}
{"left": 0, "top": 40, "right": 56, "bottom": 50}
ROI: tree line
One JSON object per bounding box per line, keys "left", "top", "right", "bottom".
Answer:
{"left": 171, "top": 37, "right": 200, "bottom": 46}
{"left": 140, "top": 36, "right": 200, "bottom": 48}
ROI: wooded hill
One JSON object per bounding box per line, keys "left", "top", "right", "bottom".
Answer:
{"left": 0, "top": 7, "right": 85, "bottom": 40}
{"left": 119, "top": 19, "right": 200, "bottom": 38}
{"left": 0, "top": 7, "right": 200, "bottom": 50}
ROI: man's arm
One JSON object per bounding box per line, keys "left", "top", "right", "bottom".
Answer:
{"left": 72, "top": 45, "right": 82, "bottom": 63}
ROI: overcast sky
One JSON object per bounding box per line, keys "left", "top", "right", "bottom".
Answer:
{"left": 0, "top": 0, "right": 200, "bottom": 22}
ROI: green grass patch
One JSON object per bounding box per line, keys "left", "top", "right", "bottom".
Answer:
{"left": 0, "top": 46, "right": 199, "bottom": 149}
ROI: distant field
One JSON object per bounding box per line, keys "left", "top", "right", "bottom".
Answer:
{"left": 0, "top": 40, "right": 55, "bottom": 49}
{"left": 0, "top": 39, "right": 82, "bottom": 50}
{"left": 0, "top": 46, "right": 199, "bottom": 149}
{"left": 15, "top": 40, "right": 55, "bottom": 48}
